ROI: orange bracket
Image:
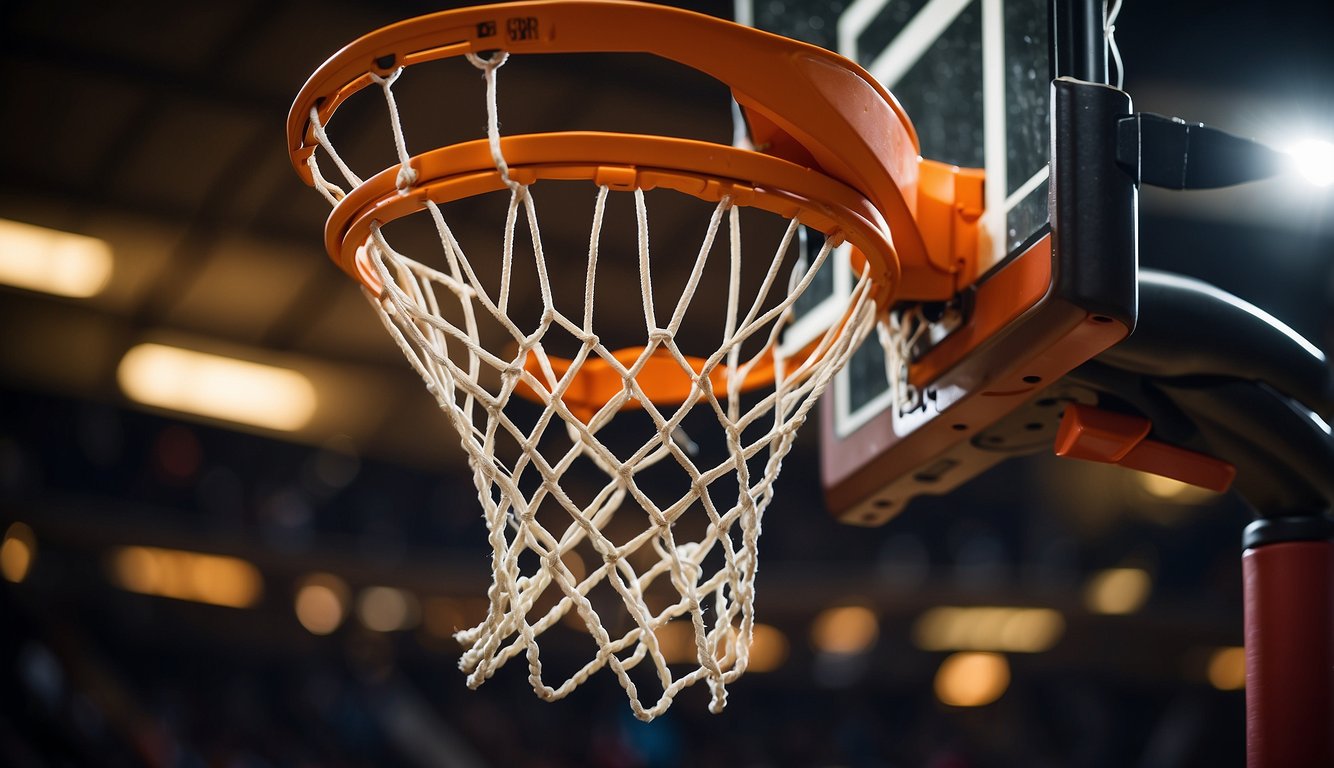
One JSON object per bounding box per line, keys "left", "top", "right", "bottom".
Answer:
{"left": 1054, "top": 403, "right": 1236, "bottom": 492}
{"left": 915, "top": 159, "right": 986, "bottom": 292}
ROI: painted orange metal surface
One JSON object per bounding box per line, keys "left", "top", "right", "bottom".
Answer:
{"left": 327, "top": 133, "right": 897, "bottom": 303}
{"left": 909, "top": 235, "right": 1055, "bottom": 390}
{"left": 823, "top": 303, "right": 1132, "bottom": 519}
{"left": 327, "top": 133, "right": 895, "bottom": 413}
{"left": 330, "top": 132, "right": 896, "bottom": 411}
{"left": 512, "top": 339, "right": 823, "bottom": 420}
{"left": 1052, "top": 403, "right": 1150, "bottom": 461}
{"left": 1055, "top": 403, "right": 1237, "bottom": 492}
{"left": 285, "top": 0, "right": 982, "bottom": 300}
{"left": 914, "top": 160, "right": 985, "bottom": 287}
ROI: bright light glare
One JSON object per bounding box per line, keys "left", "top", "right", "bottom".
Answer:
{"left": 934, "top": 651, "right": 1010, "bottom": 707}
{"left": 108, "top": 545, "right": 263, "bottom": 608}
{"left": 118, "top": 343, "right": 317, "bottom": 431}
{"left": 1288, "top": 139, "right": 1334, "bottom": 187}
{"left": 0, "top": 219, "right": 113, "bottom": 298}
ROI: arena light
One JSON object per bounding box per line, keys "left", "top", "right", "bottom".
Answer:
{"left": 655, "top": 621, "right": 788, "bottom": 672}
{"left": 747, "top": 624, "right": 789, "bottom": 673}
{"left": 423, "top": 597, "right": 466, "bottom": 640}
{"left": 934, "top": 651, "right": 1010, "bottom": 707}
{"left": 2, "top": 522, "right": 36, "bottom": 583}
{"left": 1084, "top": 568, "right": 1152, "bottom": 615}
{"left": 295, "top": 573, "right": 351, "bottom": 635}
{"left": 1207, "top": 646, "right": 1247, "bottom": 691}
{"left": 654, "top": 621, "right": 697, "bottom": 664}
{"left": 811, "top": 605, "right": 880, "bottom": 654}
{"left": 0, "top": 218, "right": 113, "bottom": 298}
{"left": 1287, "top": 138, "right": 1334, "bottom": 187}
{"left": 356, "top": 586, "right": 420, "bottom": 632}
{"left": 118, "top": 343, "right": 317, "bottom": 431}
{"left": 108, "top": 545, "right": 263, "bottom": 608}
{"left": 913, "top": 606, "right": 1064, "bottom": 653}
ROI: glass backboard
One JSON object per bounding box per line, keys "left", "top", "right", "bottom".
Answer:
{"left": 742, "top": 0, "right": 1138, "bottom": 523}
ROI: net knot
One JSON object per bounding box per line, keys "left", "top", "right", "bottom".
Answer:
{"left": 465, "top": 50, "right": 510, "bottom": 72}
{"left": 395, "top": 163, "right": 419, "bottom": 191}
{"left": 673, "top": 543, "right": 703, "bottom": 584}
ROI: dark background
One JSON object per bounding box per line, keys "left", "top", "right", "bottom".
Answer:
{"left": 1, "top": 1, "right": 1331, "bottom": 766}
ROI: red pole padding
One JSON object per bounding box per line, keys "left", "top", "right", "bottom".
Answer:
{"left": 1243, "top": 540, "right": 1334, "bottom": 768}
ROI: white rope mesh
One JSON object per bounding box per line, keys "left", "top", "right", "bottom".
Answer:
{"left": 878, "top": 306, "right": 928, "bottom": 416}
{"left": 305, "top": 52, "right": 880, "bottom": 720}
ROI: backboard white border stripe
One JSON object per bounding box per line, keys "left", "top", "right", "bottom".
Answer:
{"left": 1006, "top": 165, "right": 1050, "bottom": 211}
{"left": 982, "top": 0, "right": 1007, "bottom": 265}
{"left": 777, "top": 243, "right": 854, "bottom": 359}
{"left": 838, "top": 0, "right": 888, "bottom": 58}
{"left": 754, "top": 0, "right": 1055, "bottom": 441}
{"left": 733, "top": 0, "right": 753, "bottom": 30}
{"left": 866, "top": 0, "right": 976, "bottom": 87}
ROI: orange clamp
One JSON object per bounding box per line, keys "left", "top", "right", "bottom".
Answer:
{"left": 1054, "top": 403, "right": 1236, "bottom": 493}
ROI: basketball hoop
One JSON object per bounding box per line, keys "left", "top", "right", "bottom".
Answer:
{"left": 287, "top": 0, "right": 918, "bottom": 720}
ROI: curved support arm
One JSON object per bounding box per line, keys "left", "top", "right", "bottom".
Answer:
{"left": 1078, "top": 268, "right": 1332, "bottom": 513}
{"left": 1079, "top": 269, "right": 1332, "bottom": 513}
{"left": 1153, "top": 379, "right": 1334, "bottom": 515}
{"left": 1098, "top": 269, "right": 1331, "bottom": 417}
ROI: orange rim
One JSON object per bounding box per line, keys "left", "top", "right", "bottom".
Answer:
{"left": 329, "top": 132, "right": 897, "bottom": 302}
{"left": 286, "top": 0, "right": 928, "bottom": 288}
{"left": 513, "top": 343, "right": 821, "bottom": 421}
{"left": 337, "top": 132, "right": 889, "bottom": 415}
{"left": 287, "top": 0, "right": 924, "bottom": 413}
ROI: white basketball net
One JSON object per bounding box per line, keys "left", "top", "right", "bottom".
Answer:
{"left": 879, "top": 306, "right": 929, "bottom": 416}
{"left": 304, "top": 52, "right": 879, "bottom": 720}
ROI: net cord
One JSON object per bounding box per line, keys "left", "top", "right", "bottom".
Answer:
{"left": 303, "top": 48, "right": 881, "bottom": 721}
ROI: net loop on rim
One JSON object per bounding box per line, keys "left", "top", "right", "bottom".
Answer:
{"left": 879, "top": 305, "right": 930, "bottom": 416}
{"left": 464, "top": 50, "right": 520, "bottom": 191}
{"left": 293, "top": 2, "right": 901, "bottom": 721}
{"left": 367, "top": 67, "right": 419, "bottom": 191}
